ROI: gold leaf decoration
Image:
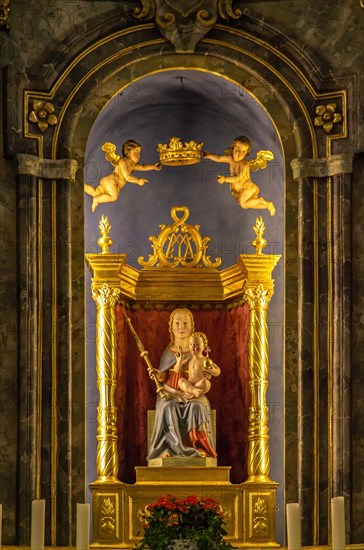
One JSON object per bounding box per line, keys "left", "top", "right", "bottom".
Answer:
{"left": 100, "top": 497, "right": 115, "bottom": 533}
{"left": 253, "top": 497, "right": 268, "bottom": 534}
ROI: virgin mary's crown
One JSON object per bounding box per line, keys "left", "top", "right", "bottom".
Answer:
{"left": 157, "top": 137, "right": 203, "bottom": 166}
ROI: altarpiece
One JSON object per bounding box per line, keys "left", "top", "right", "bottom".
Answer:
{"left": 86, "top": 206, "right": 280, "bottom": 548}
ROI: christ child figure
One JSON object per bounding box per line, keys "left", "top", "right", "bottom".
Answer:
{"left": 84, "top": 139, "right": 161, "bottom": 212}
{"left": 203, "top": 135, "right": 276, "bottom": 216}
{"left": 177, "top": 332, "right": 216, "bottom": 400}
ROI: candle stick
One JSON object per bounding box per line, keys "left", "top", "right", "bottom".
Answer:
{"left": 331, "top": 496, "right": 346, "bottom": 550}
{"left": 30, "top": 500, "right": 45, "bottom": 550}
{"left": 286, "top": 503, "right": 301, "bottom": 550}
{"left": 76, "top": 503, "right": 90, "bottom": 550}
{"left": 0, "top": 503, "right": 3, "bottom": 550}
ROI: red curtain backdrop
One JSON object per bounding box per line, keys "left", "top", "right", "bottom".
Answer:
{"left": 115, "top": 304, "right": 250, "bottom": 484}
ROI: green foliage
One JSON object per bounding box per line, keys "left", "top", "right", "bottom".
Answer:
{"left": 136, "top": 494, "right": 234, "bottom": 550}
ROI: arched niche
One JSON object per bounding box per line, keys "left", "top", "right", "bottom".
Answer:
{"left": 19, "top": 14, "right": 345, "bottom": 546}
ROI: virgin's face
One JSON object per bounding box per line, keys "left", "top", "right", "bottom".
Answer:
{"left": 172, "top": 311, "right": 192, "bottom": 340}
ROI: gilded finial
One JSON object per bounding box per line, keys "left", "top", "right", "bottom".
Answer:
{"left": 98, "top": 215, "right": 113, "bottom": 254}
{"left": 252, "top": 217, "right": 267, "bottom": 254}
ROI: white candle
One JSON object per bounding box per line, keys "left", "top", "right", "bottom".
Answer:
{"left": 286, "top": 503, "right": 301, "bottom": 550}
{"left": 0, "top": 503, "right": 3, "bottom": 550}
{"left": 30, "top": 500, "right": 45, "bottom": 550}
{"left": 331, "top": 496, "right": 346, "bottom": 550}
{"left": 76, "top": 503, "right": 90, "bottom": 550}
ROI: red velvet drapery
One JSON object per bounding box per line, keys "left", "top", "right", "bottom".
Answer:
{"left": 115, "top": 304, "right": 250, "bottom": 484}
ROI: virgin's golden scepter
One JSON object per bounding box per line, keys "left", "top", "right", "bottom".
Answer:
{"left": 125, "top": 315, "right": 168, "bottom": 400}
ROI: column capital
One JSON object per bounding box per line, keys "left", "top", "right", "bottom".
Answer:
{"left": 91, "top": 283, "right": 122, "bottom": 308}
{"left": 290, "top": 154, "right": 353, "bottom": 180}
{"left": 17, "top": 154, "right": 78, "bottom": 182}
{"left": 243, "top": 284, "right": 274, "bottom": 310}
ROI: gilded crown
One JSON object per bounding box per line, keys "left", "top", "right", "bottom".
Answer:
{"left": 157, "top": 137, "right": 203, "bottom": 166}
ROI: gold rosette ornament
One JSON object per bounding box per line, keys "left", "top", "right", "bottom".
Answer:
{"left": 28, "top": 100, "right": 58, "bottom": 132}
{"left": 314, "top": 103, "right": 342, "bottom": 133}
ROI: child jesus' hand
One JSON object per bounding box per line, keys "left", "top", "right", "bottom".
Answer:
{"left": 217, "top": 175, "right": 226, "bottom": 184}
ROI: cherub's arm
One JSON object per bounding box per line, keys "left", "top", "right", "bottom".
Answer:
{"left": 217, "top": 174, "right": 242, "bottom": 184}
{"left": 135, "top": 162, "right": 162, "bottom": 172}
{"left": 203, "top": 358, "right": 220, "bottom": 377}
{"left": 117, "top": 159, "right": 148, "bottom": 185}
{"left": 203, "top": 152, "right": 231, "bottom": 163}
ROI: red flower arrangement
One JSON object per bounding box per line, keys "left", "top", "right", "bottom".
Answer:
{"left": 136, "top": 494, "right": 233, "bottom": 550}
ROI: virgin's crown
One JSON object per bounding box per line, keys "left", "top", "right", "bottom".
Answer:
{"left": 157, "top": 136, "right": 203, "bottom": 166}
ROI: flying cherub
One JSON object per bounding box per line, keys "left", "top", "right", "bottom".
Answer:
{"left": 84, "top": 140, "right": 161, "bottom": 212}
{"left": 203, "top": 136, "right": 276, "bottom": 216}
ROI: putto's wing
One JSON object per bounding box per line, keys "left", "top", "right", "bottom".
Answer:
{"left": 102, "top": 142, "right": 120, "bottom": 166}
{"left": 249, "top": 150, "right": 274, "bottom": 171}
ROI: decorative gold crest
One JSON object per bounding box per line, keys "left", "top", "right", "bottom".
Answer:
{"left": 157, "top": 137, "right": 203, "bottom": 166}
{"left": 138, "top": 206, "right": 221, "bottom": 268}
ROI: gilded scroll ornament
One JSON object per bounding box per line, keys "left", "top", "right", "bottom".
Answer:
{"left": 314, "top": 103, "right": 342, "bottom": 133}
{"left": 138, "top": 206, "right": 221, "bottom": 268}
{"left": 92, "top": 283, "right": 122, "bottom": 308}
{"left": 100, "top": 498, "right": 116, "bottom": 533}
{"left": 252, "top": 497, "right": 268, "bottom": 534}
{"left": 28, "top": 100, "right": 58, "bottom": 132}
{"left": 157, "top": 137, "right": 203, "bottom": 166}
{"left": 0, "top": 0, "right": 10, "bottom": 28}
{"left": 133, "top": 1, "right": 242, "bottom": 52}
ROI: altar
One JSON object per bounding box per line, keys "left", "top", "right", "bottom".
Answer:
{"left": 86, "top": 206, "right": 280, "bottom": 548}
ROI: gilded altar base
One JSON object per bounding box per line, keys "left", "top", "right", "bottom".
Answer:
{"left": 90, "top": 472, "right": 279, "bottom": 549}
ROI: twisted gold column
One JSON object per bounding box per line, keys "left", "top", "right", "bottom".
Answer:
{"left": 239, "top": 217, "right": 280, "bottom": 484}
{"left": 244, "top": 284, "right": 273, "bottom": 482}
{"left": 92, "top": 284, "right": 122, "bottom": 481}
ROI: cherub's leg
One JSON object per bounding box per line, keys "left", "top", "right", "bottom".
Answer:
{"left": 238, "top": 188, "right": 276, "bottom": 216}
{"left": 84, "top": 184, "right": 102, "bottom": 197}
{"left": 91, "top": 185, "right": 119, "bottom": 212}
